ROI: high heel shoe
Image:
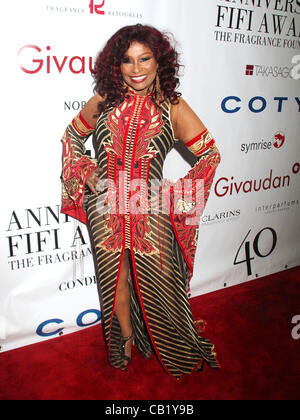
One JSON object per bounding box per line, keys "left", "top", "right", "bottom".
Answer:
{"left": 120, "top": 332, "right": 134, "bottom": 366}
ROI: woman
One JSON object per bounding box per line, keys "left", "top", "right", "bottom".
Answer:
{"left": 61, "top": 24, "right": 221, "bottom": 380}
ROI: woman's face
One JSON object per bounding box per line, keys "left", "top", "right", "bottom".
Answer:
{"left": 120, "top": 41, "right": 158, "bottom": 96}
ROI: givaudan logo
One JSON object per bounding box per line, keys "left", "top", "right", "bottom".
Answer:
{"left": 18, "top": 45, "right": 93, "bottom": 75}
{"left": 214, "top": 163, "right": 299, "bottom": 198}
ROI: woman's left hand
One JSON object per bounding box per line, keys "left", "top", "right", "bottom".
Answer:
{"left": 86, "top": 168, "right": 102, "bottom": 195}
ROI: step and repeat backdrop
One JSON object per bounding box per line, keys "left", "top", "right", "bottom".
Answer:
{"left": 1, "top": 0, "right": 299, "bottom": 352}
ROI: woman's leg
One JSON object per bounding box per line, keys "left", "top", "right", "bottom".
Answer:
{"left": 114, "top": 249, "right": 133, "bottom": 365}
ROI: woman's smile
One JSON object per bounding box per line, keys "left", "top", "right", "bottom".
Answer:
{"left": 129, "top": 75, "right": 148, "bottom": 84}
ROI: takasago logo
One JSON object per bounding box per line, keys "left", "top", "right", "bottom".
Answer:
{"left": 89, "top": 0, "right": 105, "bottom": 15}
{"left": 245, "top": 65, "right": 254, "bottom": 76}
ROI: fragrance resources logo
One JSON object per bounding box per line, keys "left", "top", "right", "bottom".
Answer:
{"left": 88, "top": 0, "right": 142, "bottom": 18}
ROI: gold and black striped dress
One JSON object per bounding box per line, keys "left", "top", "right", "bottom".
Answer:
{"left": 61, "top": 90, "right": 221, "bottom": 380}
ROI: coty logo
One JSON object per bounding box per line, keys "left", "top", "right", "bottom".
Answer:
{"left": 89, "top": 0, "right": 105, "bottom": 14}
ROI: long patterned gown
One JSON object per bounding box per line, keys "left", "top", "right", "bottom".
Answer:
{"left": 61, "top": 90, "right": 221, "bottom": 380}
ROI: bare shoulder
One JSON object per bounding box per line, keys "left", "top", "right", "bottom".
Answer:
{"left": 170, "top": 97, "right": 189, "bottom": 122}
{"left": 170, "top": 97, "right": 206, "bottom": 143}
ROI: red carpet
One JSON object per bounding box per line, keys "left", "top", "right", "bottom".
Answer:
{"left": 1, "top": 266, "right": 299, "bottom": 400}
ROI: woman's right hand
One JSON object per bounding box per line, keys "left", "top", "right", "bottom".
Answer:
{"left": 86, "top": 168, "right": 102, "bottom": 195}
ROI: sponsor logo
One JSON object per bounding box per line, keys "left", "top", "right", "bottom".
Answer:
{"left": 18, "top": 45, "right": 93, "bottom": 75}
{"left": 36, "top": 309, "right": 102, "bottom": 337}
{"left": 245, "top": 64, "right": 254, "bottom": 75}
{"left": 200, "top": 209, "right": 241, "bottom": 225}
{"left": 274, "top": 131, "right": 285, "bottom": 148}
{"left": 214, "top": 162, "right": 299, "bottom": 198}
{"left": 89, "top": 0, "right": 105, "bottom": 15}
{"left": 245, "top": 64, "right": 294, "bottom": 78}
{"left": 88, "top": 0, "right": 142, "bottom": 19}
{"left": 221, "top": 96, "right": 300, "bottom": 113}
{"left": 241, "top": 131, "right": 285, "bottom": 154}
{"left": 255, "top": 199, "right": 299, "bottom": 214}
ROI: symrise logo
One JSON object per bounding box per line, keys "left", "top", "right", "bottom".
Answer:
{"left": 240, "top": 131, "right": 285, "bottom": 154}
{"left": 274, "top": 132, "right": 285, "bottom": 149}
{"left": 89, "top": 0, "right": 105, "bottom": 15}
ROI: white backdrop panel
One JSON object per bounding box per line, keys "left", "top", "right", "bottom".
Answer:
{"left": 0, "top": 0, "right": 299, "bottom": 352}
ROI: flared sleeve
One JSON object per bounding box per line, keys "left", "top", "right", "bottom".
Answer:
{"left": 166, "top": 129, "right": 221, "bottom": 286}
{"left": 61, "top": 112, "right": 97, "bottom": 224}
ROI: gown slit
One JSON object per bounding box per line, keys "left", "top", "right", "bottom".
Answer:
{"left": 128, "top": 244, "right": 173, "bottom": 377}
{"left": 107, "top": 247, "right": 125, "bottom": 363}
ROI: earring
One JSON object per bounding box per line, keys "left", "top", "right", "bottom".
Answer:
{"left": 123, "top": 79, "right": 130, "bottom": 93}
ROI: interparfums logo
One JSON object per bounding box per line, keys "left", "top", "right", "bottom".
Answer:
{"left": 89, "top": 0, "right": 105, "bottom": 15}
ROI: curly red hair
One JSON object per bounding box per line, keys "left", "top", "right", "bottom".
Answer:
{"left": 92, "top": 24, "right": 182, "bottom": 113}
